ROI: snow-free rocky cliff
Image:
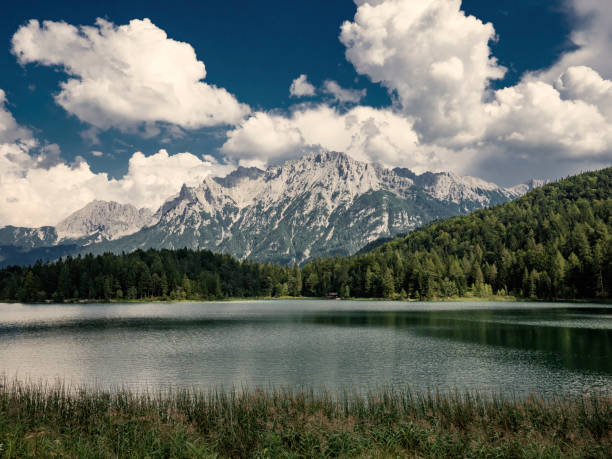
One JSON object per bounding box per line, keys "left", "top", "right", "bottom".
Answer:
{"left": 0, "top": 152, "right": 535, "bottom": 266}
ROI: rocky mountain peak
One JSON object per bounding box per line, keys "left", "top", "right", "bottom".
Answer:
{"left": 0, "top": 152, "right": 549, "bottom": 267}
{"left": 55, "top": 200, "right": 154, "bottom": 241}
{"left": 508, "top": 179, "right": 550, "bottom": 196}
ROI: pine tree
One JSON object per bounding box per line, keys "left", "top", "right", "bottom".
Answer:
{"left": 381, "top": 267, "right": 395, "bottom": 298}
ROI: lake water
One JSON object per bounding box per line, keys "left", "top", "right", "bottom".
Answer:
{"left": 0, "top": 300, "right": 610, "bottom": 396}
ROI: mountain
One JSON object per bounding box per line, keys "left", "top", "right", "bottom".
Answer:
{"left": 300, "top": 167, "right": 612, "bottom": 299}
{"left": 0, "top": 226, "right": 68, "bottom": 268}
{"left": 392, "top": 168, "right": 519, "bottom": 210}
{"left": 2, "top": 167, "right": 609, "bottom": 303}
{"left": 0, "top": 201, "right": 153, "bottom": 267}
{"left": 0, "top": 151, "right": 541, "bottom": 267}
{"left": 0, "top": 225, "right": 58, "bottom": 249}
{"left": 507, "top": 178, "right": 549, "bottom": 196}
{"left": 55, "top": 200, "right": 154, "bottom": 242}
{"left": 85, "top": 152, "right": 524, "bottom": 264}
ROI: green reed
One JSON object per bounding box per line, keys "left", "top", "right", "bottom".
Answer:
{"left": 0, "top": 380, "right": 610, "bottom": 458}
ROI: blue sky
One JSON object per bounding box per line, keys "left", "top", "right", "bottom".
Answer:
{"left": 1, "top": 0, "right": 570, "bottom": 176}
{"left": 0, "top": 0, "right": 611, "bottom": 226}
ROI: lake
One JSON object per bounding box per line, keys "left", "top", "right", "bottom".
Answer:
{"left": 0, "top": 300, "right": 610, "bottom": 396}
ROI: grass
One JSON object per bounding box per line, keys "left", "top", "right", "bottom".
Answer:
{"left": 0, "top": 381, "right": 610, "bottom": 458}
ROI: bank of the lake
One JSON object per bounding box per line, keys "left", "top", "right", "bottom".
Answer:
{"left": 5, "top": 293, "right": 612, "bottom": 305}
{"left": 0, "top": 382, "right": 610, "bottom": 458}
{"left": 0, "top": 292, "right": 532, "bottom": 304}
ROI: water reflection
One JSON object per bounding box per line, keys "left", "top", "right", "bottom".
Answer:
{"left": 0, "top": 301, "right": 610, "bottom": 396}
{"left": 292, "top": 308, "right": 612, "bottom": 374}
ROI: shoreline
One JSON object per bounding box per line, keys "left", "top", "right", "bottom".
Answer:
{"left": 1, "top": 295, "right": 611, "bottom": 305}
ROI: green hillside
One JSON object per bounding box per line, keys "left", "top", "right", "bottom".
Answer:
{"left": 302, "top": 167, "right": 612, "bottom": 300}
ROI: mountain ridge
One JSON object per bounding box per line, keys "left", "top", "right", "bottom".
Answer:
{"left": 55, "top": 200, "right": 154, "bottom": 242}
{"left": 0, "top": 151, "right": 541, "bottom": 266}
{"left": 84, "top": 151, "right": 526, "bottom": 264}
{"left": 1, "top": 167, "right": 608, "bottom": 302}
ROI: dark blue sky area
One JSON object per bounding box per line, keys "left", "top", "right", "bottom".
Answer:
{"left": 0, "top": 0, "right": 572, "bottom": 177}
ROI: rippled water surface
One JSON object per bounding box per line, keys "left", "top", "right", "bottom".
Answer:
{"left": 0, "top": 300, "right": 610, "bottom": 396}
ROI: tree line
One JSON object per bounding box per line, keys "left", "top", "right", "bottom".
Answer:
{"left": 0, "top": 249, "right": 302, "bottom": 302}
{"left": 300, "top": 167, "right": 611, "bottom": 300}
{"left": 0, "top": 167, "right": 610, "bottom": 302}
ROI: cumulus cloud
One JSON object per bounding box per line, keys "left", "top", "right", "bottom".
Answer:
{"left": 11, "top": 18, "right": 250, "bottom": 132}
{"left": 0, "top": 90, "right": 236, "bottom": 226}
{"left": 340, "top": 0, "right": 505, "bottom": 143}
{"left": 224, "top": 0, "right": 612, "bottom": 183}
{"left": 289, "top": 74, "right": 316, "bottom": 97}
{"left": 322, "top": 80, "right": 366, "bottom": 103}
{"left": 537, "top": 0, "right": 612, "bottom": 82}
{"left": 473, "top": 66, "right": 612, "bottom": 183}
{"left": 116, "top": 150, "right": 235, "bottom": 209}
{"left": 337, "top": 0, "right": 611, "bottom": 181}
{"left": 485, "top": 76, "right": 612, "bottom": 157}
{"left": 220, "top": 105, "right": 454, "bottom": 171}
{"left": 1, "top": 147, "right": 235, "bottom": 227}
{"left": 0, "top": 89, "right": 34, "bottom": 146}
{"left": 5, "top": 0, "right": 612, "bottom": 226}
{"left": 555, "top": 65, "right": 612, "bottom": 119}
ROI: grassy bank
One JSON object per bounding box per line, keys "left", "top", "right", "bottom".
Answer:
{"left": 0, "top": 382, "right": 610, "bottom": 458}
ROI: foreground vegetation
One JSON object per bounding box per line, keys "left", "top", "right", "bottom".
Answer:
{"left": 0, "top": 167, "right": 610, "bottom": 303}
{"left": 0, "top": 382, "right": 609, "bottom": 458}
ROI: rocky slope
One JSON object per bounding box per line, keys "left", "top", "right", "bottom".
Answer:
{"left": 55, "top": 200, "right": 153, "bottom": 242}
{"left": 87, "top": 152, "right": 523, "bottom": 264}
{"left": 0, "top": 202, "right": 153, "bottom": 267}
{"left": 0, "top": 151, "right": 538, "bottom": 266}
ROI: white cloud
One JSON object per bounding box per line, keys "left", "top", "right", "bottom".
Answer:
{"left": 1, "top": 147, "right": 235, "bottom": 227}
{"left": 537, "top": 0, "right": 612, "bottom": 82}
{"left": 4, "top": 0, "right": 612, "bottom": 228}
{"left": 90, "top": 150, "right": 103, "bottom": 157}
{"left": 340, "top": 0, "right": 505, "bottom": 143}
{"left": 334, "top": 0, "right": 611, "bottom": 181}
{"left": 0, "top": 91, "right": 236, "bottom": 226}
{"left": 485, "top": 76, "right": 612, "bottom": 157}
{"left": 11, "top": 18, "right": 250, "bottom": 132}
{"left": 228, "top": 0, "right": 612, "bottom": 183}
{"left": 289, "top": 74, "right": 316, "bottom": 97}
{"left": 222, "top": 111, "right": 306, "bottom": 162}
{"left": 220, "top": 105, "right": 456, "bottom": 171}
{"left": 470, "top": 65, "right": 612, "bottom": 183}
{"left": 555, "top": 65, "right": 612, "bottom": 119}
{"left": 322, "top": 80, "right": 366, "bottom": 103}
{"left": 116, "top": 149, "right": 235, "bottom": 209}
{"left": 0, "top": 89, "right": 34, "bottom": 146}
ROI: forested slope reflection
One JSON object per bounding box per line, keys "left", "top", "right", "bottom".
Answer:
{"left": 292, "top": 307, "right": 611, "bottom": 374}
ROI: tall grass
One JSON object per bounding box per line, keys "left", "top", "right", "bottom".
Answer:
{"left": 0, "top": 380, "right": 609, "bottom": 457}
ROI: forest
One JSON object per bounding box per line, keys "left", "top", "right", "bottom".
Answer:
{"left": 0, "top": 167, "right": 610, "bottom": 302}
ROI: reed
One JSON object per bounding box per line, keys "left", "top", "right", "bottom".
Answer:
{"left": 0, "top": 380, "right": 609, "bottom": 458}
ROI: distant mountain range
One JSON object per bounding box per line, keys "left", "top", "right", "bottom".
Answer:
{"left": 0, "top": 151, "right": 543, "bottom": 266}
